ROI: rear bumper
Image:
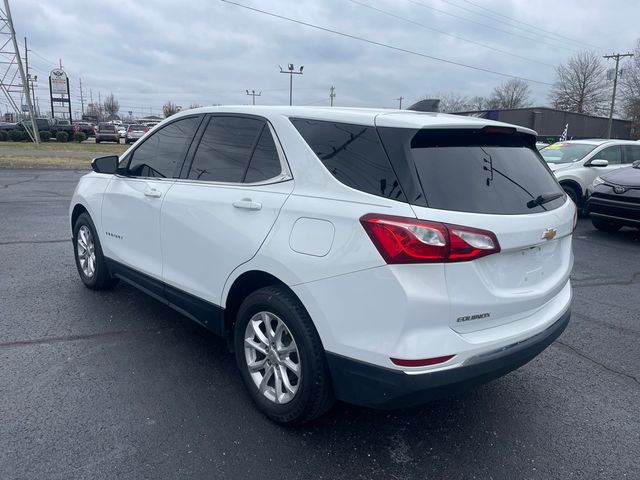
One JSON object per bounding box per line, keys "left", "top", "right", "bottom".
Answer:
{"left": 326, "top": 307, "right": 570, "bottom": 409}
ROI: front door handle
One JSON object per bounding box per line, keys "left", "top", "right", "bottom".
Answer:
{"left": 144, "top": 187, "right": 162, "bottom": 198}
{"left": 232, "top": 198, "right": 262, "bottom": 210}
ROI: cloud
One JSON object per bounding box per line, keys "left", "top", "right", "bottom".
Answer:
{"left": 8, "top": 0, "right": 640, "bottom": 117}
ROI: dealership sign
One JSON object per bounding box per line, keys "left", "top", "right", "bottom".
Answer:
{"left": 49, "top": 69, "right": 68, "bottom": 95}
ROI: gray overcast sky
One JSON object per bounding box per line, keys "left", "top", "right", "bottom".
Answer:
{"left": 10, "top": 0, "right": 640, "bottom": 117}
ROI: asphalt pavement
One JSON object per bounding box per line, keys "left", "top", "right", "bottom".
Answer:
{"left": 1, "top": 168, "right": 639, "bottom": 480}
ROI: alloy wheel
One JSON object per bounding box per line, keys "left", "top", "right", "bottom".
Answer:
{"left": 244, "top": 311, "right": 301, "bottom": 404}
{"left": 76, "top": 225, "right": 96, "bottom": 278}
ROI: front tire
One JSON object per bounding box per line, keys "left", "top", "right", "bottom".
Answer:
{"left": 562, "top": 184, "right": 580, "bottom": 207}
{"left": 234, "top": 286, "right": 334, "bottom": 425}
{"left": 72, "top": 212, "right": 118, "bottom": 290}
{"left": 592, "top": 219, "right": 622, "bottom": 232}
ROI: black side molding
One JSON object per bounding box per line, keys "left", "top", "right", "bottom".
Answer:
{"left": 105, "top": 258, "right": 225, "bottom": 336}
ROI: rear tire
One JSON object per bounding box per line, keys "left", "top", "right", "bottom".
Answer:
{"left": 234, "top": 286, "right": 334, "bottom": 425}
{"left": 72, "top": 212, "right": 118, "bottom": 290}
{"left": 592, "top": 219, "right": 622, "bottom": 232}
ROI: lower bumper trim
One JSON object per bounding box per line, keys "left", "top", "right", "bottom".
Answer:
{"left": 326, "top": 308, "right": 570, "bottom": 409}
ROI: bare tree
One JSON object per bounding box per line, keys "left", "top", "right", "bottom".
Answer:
{"left": 437, "top": 92, "right": 471, "bottom": 113}
{"left": 163, "top": 101, "right": 178, "bottom": 118}
{"left": 468, "top": 95, "right": 487, "bottom": 110}
{"left": 103, "top": 93, "right": 119, "bottom": 119}
{"left": 549, "top": 51, "right": 609, "bottom": 115}
{"left": 486, "top": 79, "right": 532, "bottom": 109}
{"left": 621, "top": 39, "right": 640, "bottom": 119}
{"left": 85, "top": 102, "right": 103, "bottom": 121}
{"left": 189, "top": 102, "right": 202, "bottom": 110}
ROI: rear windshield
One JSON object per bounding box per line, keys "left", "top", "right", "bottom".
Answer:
{"left": 382, "top": 128, "right": 565, "bottom": 214}
{"left": 98, "top": 123, "right": 115, "bottom": 131}
{"left": 540, "top": 142, "right": 597, "bottom": 163}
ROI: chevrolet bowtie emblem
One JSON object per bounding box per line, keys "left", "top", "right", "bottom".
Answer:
{"left": 542, "top": 228, "right": 557, "bottom": 240}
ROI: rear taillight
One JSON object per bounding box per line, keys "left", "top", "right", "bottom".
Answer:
{"left": 360, "top": 214, "right": 500, "bottom": 264}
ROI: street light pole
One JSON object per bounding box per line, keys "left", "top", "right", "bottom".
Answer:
{"left": 246, "top": 89, "right": 261, "bottom": 105}
{"left": 279, "top": 64, "right": 303, "bottom": 106}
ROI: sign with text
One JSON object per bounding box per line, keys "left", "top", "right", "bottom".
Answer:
{"left": 49, "top": 69, "right": 68, "bottom": 95}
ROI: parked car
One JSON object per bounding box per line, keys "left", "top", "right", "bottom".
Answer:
{"left": 70, "top": 107, "right": 575, "bottom": 424}
{"left": 124, "top": 124, "right": 147, "bottom": 144}
{"left": 117, "top": 125, "right": 127, "bottom": 139}
{"left": 95, "top": 122, "right": 120, "bottom": 143}
{"left": 540, "top": 139, "right": 640, "bottom": 206}
{"left": 585, "top": 161, "right": 640, "bottom": 231}
{"left": 536, "top": 141, "right": 549, "bottom": 150}
{"left": 74, "top": 121, "right": 95, "bottom": 138}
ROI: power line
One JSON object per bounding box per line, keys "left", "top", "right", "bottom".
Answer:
{"left": 405, "top": 0, "right": 580, "bottom": 53}
{"left": 457, "top": 0, "right": 607, "bottom": 51}
{"left": 436, "top": 0, "right": 599, "bottom": 51}
{"left": 220, "top": 0, "right": 553, "bottom": 86}
{"left": 348, "top": 0, "right": 553, "bottom": 68}
{"left": 29, "top": 48, "right": 56, "bottom": 66}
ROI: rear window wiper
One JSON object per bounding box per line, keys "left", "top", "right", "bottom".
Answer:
{"left": 527, "top": 192, "right": 564, "bottom": 209}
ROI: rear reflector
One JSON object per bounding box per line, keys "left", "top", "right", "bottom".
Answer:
{"left": 390, "top": 355, "right": 455, "bottom": 367}
{"left": 360, "top": 214, "right": 500, "bottom": 264}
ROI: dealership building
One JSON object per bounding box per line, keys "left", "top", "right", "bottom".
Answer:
{"left": 453, "top": 107, "right": 633, "bottom": 142}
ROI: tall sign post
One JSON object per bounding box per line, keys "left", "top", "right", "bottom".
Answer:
{"left": 49, "top": 68, "right": 72, "bottom": 120}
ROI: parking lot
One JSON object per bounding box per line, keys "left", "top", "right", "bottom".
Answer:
{"left": 0, "top": 168, "right": 638, "bottom": 479}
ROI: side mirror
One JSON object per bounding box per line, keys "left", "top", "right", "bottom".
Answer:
{"left": 588, "top": 159, "right": 609, "bottom": 167}
{"left": 91, "top": 155, "right": 120, "bottom": 174}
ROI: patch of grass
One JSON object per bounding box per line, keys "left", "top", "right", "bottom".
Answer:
{"left": 0, "top": 155, "right": 92, "bottom": 169}
{"left": 0, "top": 141, "right": 126, "bottom": 154}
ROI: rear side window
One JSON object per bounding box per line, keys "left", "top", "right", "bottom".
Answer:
{"left": 290, "top": 118, "right": 405, "bottom": 201}
{"left": 245, "top": 128, "right": 282, "bottom": 183}
{"left": 383, "top": 128, "right": 565, "bottom": 214}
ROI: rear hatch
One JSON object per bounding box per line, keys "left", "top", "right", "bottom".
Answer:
{"left": 378, "top": 125, "right": 575, "bottom": 333}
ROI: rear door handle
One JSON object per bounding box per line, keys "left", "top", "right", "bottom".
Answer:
{"left": 232, "top": 198, "right": 262, "bottom": 210}
{"left": 144, "top": 187, "right": 162, "bottom": 198}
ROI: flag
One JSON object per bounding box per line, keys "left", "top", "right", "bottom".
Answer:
{"left": 559, "top": 123, "right": 568, "bottom": 142}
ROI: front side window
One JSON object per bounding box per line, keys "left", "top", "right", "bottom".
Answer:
{"left": 188, "top": 116, "right": 264, "bottom": 182}
{"left": 594, "top": 145, "right": 622, "bottom": 164}
{"left": 127, "top": 116, "right": 201, "bottom": 178}
{"left": 624, "top": 145, "right": 640, "bottom": 163}
{"left": 290, "top": 118, "right": 405, "bottom": 201}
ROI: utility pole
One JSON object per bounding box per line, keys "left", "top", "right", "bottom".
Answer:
{"left": 0, "top": 1, "right": 39, "bottom": 143}
{"left": 24, "top": 37, "right": 37, "bottom": 117}
{"left": 604, "top": 52, "right": 634, "bottom": 139}
{"left": 245, "top": 89, "right": 261, "bottom": 105}
{"left": 329, "top": 86, "right": 336, "bottom": 107}
{"left": 397, "top": 96, "right": 403, "bottom": 109}
{"left": 279, "top": 63, "right": 304, "bottom": 106}
{"left": 79, "top": 78, "right": 85, "bottom": 116}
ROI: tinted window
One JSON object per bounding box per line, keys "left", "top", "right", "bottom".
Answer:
{"left": 405, "top": 129, "right": 564, "bottom": 214}
{"left": 127, "top": 116, "right": 200, "bottom": 178}
{"left": 596, "top": 146, "right": 622, "bottom": 164}
{"left": 188, "top": 116, "right": 263, "bottom": 182}
{"left": 291, "top": 118, "right": 405, "bottom": 200}
{"left": 624, "top": 145, "right": 640, "bottom": 163}
{"left": 245, "top": 128, "right": 282, "bottom": 183}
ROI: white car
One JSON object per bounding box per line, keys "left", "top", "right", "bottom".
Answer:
{"left": 540, "top": 139, "right": 640, "bottom": 206}
{"left": 69, "top": 106, "right": 575, "bottom": 424}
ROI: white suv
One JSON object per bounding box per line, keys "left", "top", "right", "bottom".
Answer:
{"left": 540, "top": 139, "right": 640, "bottom": 206}
{"left": 70, "top": 106, "right": 575, "bottom": 424}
